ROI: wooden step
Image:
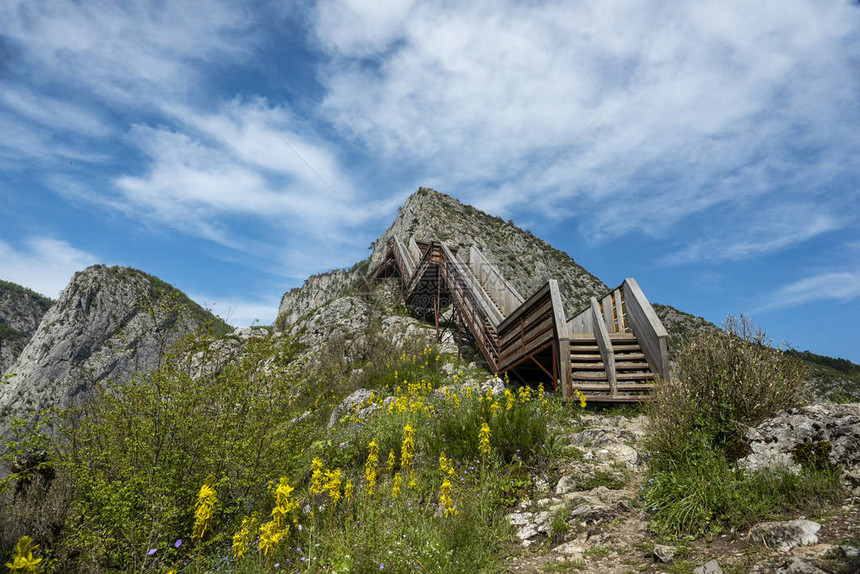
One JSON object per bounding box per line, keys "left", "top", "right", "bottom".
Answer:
{"left": 610, "top": 334, "right": 636, "bottom": 342}
{"left": 613, "top": 352, "right": 645, "bottom": 361}
{"left": 570, "top": 353, "right": 602, "bottom": 361}
{"left": 615, "top": 361, "right": 651, "bottom": 370}
{"left": 580, "top": 394, "right": 651, "bottom": 403}
{"left": 572, "top": 383, "right": 655, "bottom": 392}
{"left": 613, "top": 344, "right": 641, "bottom": 352}
{"left": 570, "top": 362, "right": 605, "bottom": 370}
{"left": 616, "top": 372, "right": 654, "bottom": 381}
{"left": 572, "top": 372, "right": 609, "bottom": 381}
{"left": 570, "top": 346, "right": 599, "bottom": 354}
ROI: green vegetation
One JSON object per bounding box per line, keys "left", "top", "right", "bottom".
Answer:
{"left": 0, "top": 280, "right": 54, "bottom": 312}
{"left": 643, "top": 316, "right": 842, "bottom": 537}
{"left": 0, "top": 323, "right": 574, "bottom": 572}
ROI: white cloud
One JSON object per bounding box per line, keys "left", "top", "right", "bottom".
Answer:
{"left": 758, "top": 270, "right": 860, "bottom": 312}
{"left": 314, "top": 0, "right": 860, "bottom": 241}
{"left": 0, "top": 0, "right": 255, "bottom": 106}
{"left": 108, "top": 100, "right": 374, "bottom": 247}
{"left": 0, "top": 238, "right": 99, "bottom": 298}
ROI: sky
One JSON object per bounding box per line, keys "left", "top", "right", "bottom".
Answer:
{"left": 0, "top": 0, "right": 858, "bottom": 362}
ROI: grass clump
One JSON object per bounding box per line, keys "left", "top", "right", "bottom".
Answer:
{"left": 644, "top": 315, "right": 842, "bottom": 537}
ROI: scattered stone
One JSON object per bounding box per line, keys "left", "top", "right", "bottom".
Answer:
{"left": 692, "top": 559, "right": 723, "bottom": 574}
{"left": 749, "top": 520, "right": 821, "bottom": 552}
{"left": 328, "top": 388, "right": 382, "bottom": 428}
{"left": 790, "top": 544, "right": 836, "bottom": 559}
{"left": 555, "top": 475, "right": 577, "bottom": 495}
{"left": 774, "top": 557, "right": 828, "bottom": 574}
{"left": 653, "top": 544, "right": 677, "bottom": 563}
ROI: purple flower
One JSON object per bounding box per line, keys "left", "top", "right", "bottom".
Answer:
{"left": 175, "top": 539, "right": 182, "bottom": 549}
{"left": 147, "top": 548, "right": 158, "bottom": 556}
{"left": 275, "top": 564, "right": 280, "bottom": 568}
{"left": 380, "top": 564, "right": 385, "bottom": 570}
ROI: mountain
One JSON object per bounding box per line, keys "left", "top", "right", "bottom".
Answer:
{"left": 0, "top": 280, "right": 54, "bottom": 375}
{"left": 0, "top": 265, "right": 229, "bottom": 427}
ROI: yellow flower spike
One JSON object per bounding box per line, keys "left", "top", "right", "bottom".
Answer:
{"left": 439, "top": 452, "right": 455, "bottom": 477}
{"left": 392, "top": 472, "right": 402, "bottom": 498}
{"left": 505, "top": 389, "right": 514, "bottom": 411}
{"left": 344, "top": 479, "right": 354, "bottom": 503}
{"left": 5, "top": 536, "right": 43, "bottom": 573}
{"left": 323, "top": 468, "right": 343, "bottom": 505}
{"left": 401, "top": 423, "right": 415, "bottom": 470}
{"left": 365, "top": 439, "right": 379, "bottom": 495}
{"left": 490, "top": 400, "right": 499, "bottom": 416}
{"left": 408, "top": 471, "right": 417, "bottom": 490}
{"left": 479, "top": 423, "right": 491, "bottom": 457}
{"left": 387, "top": 450, "right": 396, "bottom": 474}
{"left": 192, "top": 478, "right": 218, "bottom": 540}
{"left": 440, "top": 479, "right": 456, "bottom": 517}
{"left": 232, "top": 516, "right": 257, "bottom": 560}
{"left": 309, "top": 457, "right": 324, "bottom": 496}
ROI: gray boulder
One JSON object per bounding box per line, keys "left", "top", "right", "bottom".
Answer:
{"left": 749, "top": 520, "right": 820, "bottom": 552}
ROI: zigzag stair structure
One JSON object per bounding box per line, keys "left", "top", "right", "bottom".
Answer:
{"left": 372, "top": 237, "right": 670, "bottom": 402}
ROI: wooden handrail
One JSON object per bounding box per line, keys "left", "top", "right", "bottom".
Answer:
{"left": 468, "top": 246, "right": 524, "bottom": 316}
{"left": 621, "top": 278, "right": 669, "bottom": 381}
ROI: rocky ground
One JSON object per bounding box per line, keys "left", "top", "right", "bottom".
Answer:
{"left": 502, "top": 411, "right": 860, "bottom": 574}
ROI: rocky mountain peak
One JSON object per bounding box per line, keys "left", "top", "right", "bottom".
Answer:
{"left": 0, "top": 265, "right": 228, "bottom": 425}
{"left": 369, "top": 187, "right": 607, "bottom": 317}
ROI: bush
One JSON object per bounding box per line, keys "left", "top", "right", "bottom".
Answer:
{"left": 647, "top": 315, "right": 805, "bottom": 463}
{"left": 642, "top": 315, "right": 842, "bottom": 537}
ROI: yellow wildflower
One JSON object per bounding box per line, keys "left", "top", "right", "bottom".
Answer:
{"left": 538, "top": 382, "right": 547, "bottom": 405}
{"left": 505, "top": 389, "right": 514, "bottom": 410}
{"left": 5, "top": 536, "right": 42, "bottom": 573}
{"left": 401, "top": 423, "right": 415, "bottom": 470}
{"left": 258, "top": 520, "right": 286, "bottom": 556}
{"left": 271, "top": 477, "right": 298, "bottom": 528}
{"left": 439, "top": 452, "right": 455, "bottom": 477}
{"left": 440, "top": 479, "right": 457, "bottom": 517}
{"left": 232, "top": 516, "right": 257, "bottom": 560}
{"left": 392, "top": 472, "right": 402, "bottom": 498}
{"left": 323, "top": 468, "right": 343, "bottom": 505}
{"left": 192, "top": 478, "right": 217, "bottom": 540}
{"left": 517, "top": 386, "right": 532, "bottom": 403}
{"left": 387, "top": 450, "right": 396, "bottom": 474}
{"left": 310, "top": 457, "right": 324, "bottom": 496}
{"left": 479, "top": 423, "right": 491, "bottom": 457}
{"left": 490, "top": 400, "right": 499, "bottom": 416}
{"left": 365, "top": 439, "right": 379, "bottom": 495}
{"left": 344, "top": 479, "right": 354, "bottom": 503}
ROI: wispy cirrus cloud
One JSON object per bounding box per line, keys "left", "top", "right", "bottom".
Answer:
{"left": 757, "top": 270, "right": 860, "bottom": 313}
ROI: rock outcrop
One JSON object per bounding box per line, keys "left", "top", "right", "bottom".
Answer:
{"left": 367, "top": 187, "right": 607, "bottom": 318}
{"left": 740, "top": 403, "right": 860, "bottom": 491}
{"left": 0, "top": 280, "right": 54, "bottom": 374}
{"left": 0, "top": 266, "right": 228, "bottom": 428}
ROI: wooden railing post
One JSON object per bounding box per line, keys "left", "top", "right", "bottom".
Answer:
{"left": 549, "top": 280, "right": 572, "bottom": 400}
{"left": 591, "top": 297, "right": 617, "bottom": 397}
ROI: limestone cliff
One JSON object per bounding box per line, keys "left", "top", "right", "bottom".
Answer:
{"left": 0, "top": 280, "right": 54, "bottom": 374}
{"left": 0, "top": 266, "right": 228, "bottom": 426}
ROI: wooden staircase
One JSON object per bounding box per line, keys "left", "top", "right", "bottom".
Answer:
{"left": 372, "top": 236, "right": 669, "bottom": 402}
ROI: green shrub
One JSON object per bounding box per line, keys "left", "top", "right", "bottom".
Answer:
{"left": 642, "top": 316, "right": 843, "bottom": 537}
{"left": 647, "top": 315, "right": 805, "bottom": 465}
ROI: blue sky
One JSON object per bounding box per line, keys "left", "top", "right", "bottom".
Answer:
{"left": 1, "top": 1, "right": 858, "bottom": 362}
